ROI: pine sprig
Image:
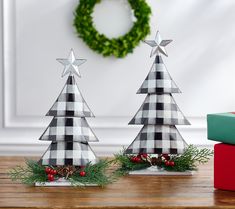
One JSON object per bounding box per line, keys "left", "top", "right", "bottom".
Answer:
{"left": 113, "top": 151, "right": 149, "bottom": 176}
{"left": 164, "top": 145, "right": 213, "bottom": 172}
{"left": 114, "top": 145, "right": 213, "bottom": 174}
{"left": 69, "top": 159, "right": 114, "bottom": 187}
{"left": 9, "top": 159, "right": 114, "bottom": 187}
{"left": 9, "top": 159, "right": 47, "bottom": 185}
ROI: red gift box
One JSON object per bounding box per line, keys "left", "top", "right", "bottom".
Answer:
{"left": 214, "top": 143, "right": 235, "bottom": 191}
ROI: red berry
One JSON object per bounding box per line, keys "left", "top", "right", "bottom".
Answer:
{"left": 79, "top": 171, "right": 86, "bottom": 177}
{"left": 165, "top": 161, "right": 170, "bottom": 166}
{"left": 50, "top": 175, "right": 54, "bottom": 181}
{"left": 45, "top": 167, "right": 52, "bottom": 174}
{"left": 135, "top": 157, "right": 141, "bottom": 163}
{"left": 141, "top": 153, "right": 148, "bottom": 159}
{"left": 169, "top": 161, "right": 175, "bottom": 166}
{"left": 47, "top": 174, "right": 54, "bottom": 181}
{"left": 51, "top": 170, "right": 57, "bottom": 175}
{"left": 130, "top": 157, "right": 136, "bottom": 163}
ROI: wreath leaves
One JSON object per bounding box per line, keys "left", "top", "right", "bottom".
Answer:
{"left": 74, "top": 0, "right": 151, "bottom": 58}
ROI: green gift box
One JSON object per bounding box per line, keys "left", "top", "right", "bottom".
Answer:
{"left": 207, "top": 112, "right": 235, "bottom": 144}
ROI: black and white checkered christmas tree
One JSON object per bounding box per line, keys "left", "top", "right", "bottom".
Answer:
{"left": 39, "top": 49, "right": 98, "bottom": 166}
{"left": 125, "top": 31, "right": 190, "bottom": 155}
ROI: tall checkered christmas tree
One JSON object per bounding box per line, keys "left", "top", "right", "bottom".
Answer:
{"left": 125, "top": 31, "right": 190, "bottom": 158}
{"left": 9, "top": 49, "right": 115, "bottom": 186}
{"left": 39, "top": 49, "right": 98, "bottom": 166}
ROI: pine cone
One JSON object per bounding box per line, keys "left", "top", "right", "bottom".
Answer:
{"left": 56, "top": 166, "right": 77, "bottom": 178}
{"left": 151, "top": 157, "right": 162, "bottom": 166}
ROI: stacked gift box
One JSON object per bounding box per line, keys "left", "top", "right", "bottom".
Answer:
{"left": 207, "top": 112, "right": 235, "bottom": 191}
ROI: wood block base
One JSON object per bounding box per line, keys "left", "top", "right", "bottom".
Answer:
{"left": 129, "top": 166, "right": 193, "bottom": 176}
{"left": 35, "top": 178, "right": 98, "bottom": 187}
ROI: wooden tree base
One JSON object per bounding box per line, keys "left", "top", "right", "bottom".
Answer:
{"left": 129, "top": 166, "right": 193, "bottom": 176}
{"left": 35, "top": 178, "right": 98, "bottom": 187}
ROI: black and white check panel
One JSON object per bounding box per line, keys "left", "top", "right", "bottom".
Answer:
{"left": 47, "top": 75, "right": 94, "bottom": 117}
{"left": 40, "top": 142, "right": 98, "bottom": 166}
{"left": 129, "top": 94, "right": 190, "bottom": 125}
{"left": 137, "top": 55, "right": 180, "bottom": 94}
{"left": 125, "top": 125, "right": 187, "bottom": 154}
{"left": 39, "top": 117, "right": 98, "bottom": 142}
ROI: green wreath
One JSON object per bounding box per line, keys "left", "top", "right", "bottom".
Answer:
{"left": 74, "top": 0, "right": 151, "bottom": 58}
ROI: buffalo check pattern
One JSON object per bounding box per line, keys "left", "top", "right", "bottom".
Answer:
{"left": 39, "top": 141, "right": 98, "bottom": 166}
{"left": 39, "top": 74, "right": 99, "bottom": 166}
{"left": 39, "top": 117, "right": 98, "bottom": 142}
{"left": 129, "top": 94, "right": 190, "bottom": 125}
{"left": 47, "top": 75, "right": 94, "bottom": 117}
{"left": 125, "top": 125, "right": 187, "bottom": 154}
{"left": 137, "top": 55, "right": 181, "bottom": 94}
{"left": 126, "top": 39, "right": 190, "bottom": 156}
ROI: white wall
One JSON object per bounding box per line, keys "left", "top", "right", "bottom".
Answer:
{"left": 1, "top": 0, "right": 235, "bottom": 155}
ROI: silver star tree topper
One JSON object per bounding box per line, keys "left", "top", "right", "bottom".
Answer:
{"left": 56, "top": 49, "right": 87, "bottom": 77}
{"left": 144, "top": 31, "right": 172, "bottom": 57}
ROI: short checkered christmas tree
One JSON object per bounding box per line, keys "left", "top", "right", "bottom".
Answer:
{"left": 125, "top": 31, "right": 190, "bottom": 155}
{"left": 39, "top": 50, "right": 98, "bottom": 166}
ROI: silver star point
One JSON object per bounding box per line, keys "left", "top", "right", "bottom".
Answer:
{"left": 56, "top": 49, "right": 87, "bottom": 77}
{"left": 144, "top": 31, "right": 172, "bottom": 57}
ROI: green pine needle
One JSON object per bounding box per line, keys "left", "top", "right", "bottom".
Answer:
{"left": 164, "top": 145, "right": 214, "bottom": 172}
{"left": 9, "top": 159, "right": 47, "bottom": 185}
{"left": 69, "top": 159, "right": 114, "bottom": 187}
{"left": 113, "top": 150, "right": 149, "bottom": 176}
{"left": 114, "top": 145, "right": 213, "bottom": 175}
{"left": 9, "top": 159, "right": 114, "bottom": 187}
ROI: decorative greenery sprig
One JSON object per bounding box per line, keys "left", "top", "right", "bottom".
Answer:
{"left": 163, "top": 145, "right": 214, "bottom": 172}
{"left": 69, "top": 160, "right": 113, "bottom": 186}
{"left": 9, "top": 160, "right": 47, "bottom": 185}
{"left": 9, "top": 145, "right": 213, "bottom": 185}
{"left": 9, "top": 159, "right": 114, "bottom": 187}
{"left": 114, "top": 145, "right": 213, "bottom": 175}
{"left": 74, "top": 0, "right": 151, "bottom": 58}
{"left": 113, "top": 153, "right": 150, "bottom": 176}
